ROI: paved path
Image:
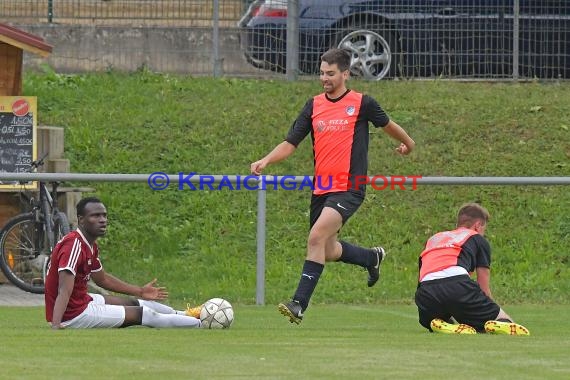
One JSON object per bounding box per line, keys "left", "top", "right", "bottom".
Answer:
{"left": 0, "top": 283, "right": 44, "bottom": 306}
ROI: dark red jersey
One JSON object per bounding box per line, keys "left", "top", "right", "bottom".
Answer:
{"left": 45, "top": 230, "right": 103, "bottom": 322}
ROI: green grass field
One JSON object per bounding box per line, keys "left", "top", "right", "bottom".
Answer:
{"left": 5, "top": 71, "right": 567, "bottom": 378}
{"left": 1, "top": 304, "right": 568, "bottom": 379}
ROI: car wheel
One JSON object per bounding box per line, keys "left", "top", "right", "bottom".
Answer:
{"left": 336, "top": 28, "right": 397, "bottom": 80}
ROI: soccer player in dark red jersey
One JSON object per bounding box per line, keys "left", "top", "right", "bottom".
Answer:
{"left": 45, "top": 197, "right": 202, "bottom": 329}
{"left": 250, "top": 48, "right": 415, "bottom": 324}
{"left": 415, "top": 203, "right": 529, "bottom": 335}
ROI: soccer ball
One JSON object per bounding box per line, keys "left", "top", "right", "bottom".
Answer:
{"left": 200, "top": 298, "right": 234, "bottom": 329}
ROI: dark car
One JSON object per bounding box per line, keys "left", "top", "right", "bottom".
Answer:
{"left": 238, "top": 0, "right": 570, "bottom": 80}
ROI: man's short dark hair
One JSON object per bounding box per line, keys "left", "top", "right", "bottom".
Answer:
{"left": 77, "top": 197, "right": 103, "bottom": 217}
{"left": 457, "top": 203, "right": 490, "bottom": 228}
{"left": 321, "top": 48, "right": 351, "bottom": 72}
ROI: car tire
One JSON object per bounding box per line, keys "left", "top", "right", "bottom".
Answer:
{"left": 335, "top": 26, "right": 399, "bottom": 80}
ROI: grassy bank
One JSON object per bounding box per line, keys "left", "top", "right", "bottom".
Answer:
{"left": 23, "top": 70, "right": 569, "bottom": 306}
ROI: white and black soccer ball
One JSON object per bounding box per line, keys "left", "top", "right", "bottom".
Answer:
{"left": 200, "top": 298, "right": 234, "bottom": 329}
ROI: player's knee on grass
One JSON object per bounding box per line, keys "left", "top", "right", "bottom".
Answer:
{"left": 122, "top": 306, "right": 143, "bottom": 327}
{"left": 419, "top": 315, "right": 433, "bottom": 330}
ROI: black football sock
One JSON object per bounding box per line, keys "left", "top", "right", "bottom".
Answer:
{"left": 292, "top": 260, "right": 324, "bottom": 311}
{"left": 338, "top": 240, "right": 375, "bottom": 268}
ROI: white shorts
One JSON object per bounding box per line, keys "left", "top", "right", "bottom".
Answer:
{"left": 61, "top": 293, "right": 126, "bottom": 328}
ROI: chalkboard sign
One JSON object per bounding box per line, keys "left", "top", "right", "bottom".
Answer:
{"left": 0, "top": 96, "right": 37, "bottom": 189}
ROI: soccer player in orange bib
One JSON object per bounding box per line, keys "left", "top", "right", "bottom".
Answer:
{"left": 415, "top": 203, "right": 529, "bottom": 335}
{"left": 250, "top": 48, "right": 415, "bottom": 324}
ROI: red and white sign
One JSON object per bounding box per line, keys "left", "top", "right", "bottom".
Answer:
{"left": 12, "top": 98, "right": 30, "bottom": 116}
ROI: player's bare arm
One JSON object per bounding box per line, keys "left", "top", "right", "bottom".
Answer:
{"left": 91, "top": 270, "right": 167, "bottom": 300}
{"left": 51, "top": 270, "right": 75, "bottom": 329}
{"left": 250, "top": 141, "right": 297, "bottom": 175}
{"left": 476, "top": 266, "right": 493, "bottom": 299}
{"left": 382, "top": 120, "right": 415, "bottom": 155}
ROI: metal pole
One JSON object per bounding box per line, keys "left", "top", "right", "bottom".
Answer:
{"left": 213, "top": 0, "right": 223, "bottom": 77}
{"left": 255, "top": 185, "right": 267, "bottom": 305}
{"left": 48, "top": 0, "right": 53, "bottom": 23}
{"left": 513, "top": 0, "right": 520, "bottom": 80}
{"left": 0, "top": 173, "right": 569, "bottom": 185}
{"left": 286, "top": 0, "right": 299, "bottom": 80}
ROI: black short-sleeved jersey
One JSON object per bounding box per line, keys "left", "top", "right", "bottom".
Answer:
{"left": 285, "top": 89, "right": 389, "bottom": 195}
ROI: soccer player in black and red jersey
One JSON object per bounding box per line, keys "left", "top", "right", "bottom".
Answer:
{"left": 415, "top": 203, "right": 529, "bottom": 335}
{"left": 250, "top": 48, "right": 415, "bottom": 324}
{"left": 45, "top": 197, "right": 202, "bottom": 329}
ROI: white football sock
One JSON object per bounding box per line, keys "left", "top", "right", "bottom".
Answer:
{"left": 141, "top": 306, "right": 201, "bottom": 328}
{"left": 138, "top": 300, "right": 176, "bottom": 314}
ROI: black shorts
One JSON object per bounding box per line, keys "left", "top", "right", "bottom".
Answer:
{"left": 414, "top": 275, "right": 500, "bottom": 332}
{"left": 309, "top": 191, "right": 364, "bottom": 228}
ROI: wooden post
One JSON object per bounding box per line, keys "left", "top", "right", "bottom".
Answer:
{"left": 37, "top": 126, "right": 65, "bottom": 160}
{"left": 0, "top": 43, "right": 23, "bottom": 96}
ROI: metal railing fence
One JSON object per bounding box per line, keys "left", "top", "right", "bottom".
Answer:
{"left": 1, "top": 172, "right": 568, "bottom": 305}
{"left": 0, "top": 0, "right": 248, "bottom": 26}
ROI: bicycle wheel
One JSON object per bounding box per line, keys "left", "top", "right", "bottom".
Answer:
{"left": 42, "top": 211, "right": 71, "bottom": 281}
{"left": 0, "top": 213, "right": 48, "bottom": 294}
{"left": 52, "top": 211, "right": 71, "bottom": 247}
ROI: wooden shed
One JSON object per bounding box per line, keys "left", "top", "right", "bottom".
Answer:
{"left": 0, "top": 26, "right": 57, "bottom": 285}
{"left": 0, "top": 23, "right": 53, "bottom": 96}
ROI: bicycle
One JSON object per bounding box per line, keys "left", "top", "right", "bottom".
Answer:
{"left": 0, "top": 153, "right": 71, "bottom": 294}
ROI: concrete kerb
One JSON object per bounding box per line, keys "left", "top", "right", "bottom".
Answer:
{"left": 0, "top": 284, "right": 44, "bottom": 306}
